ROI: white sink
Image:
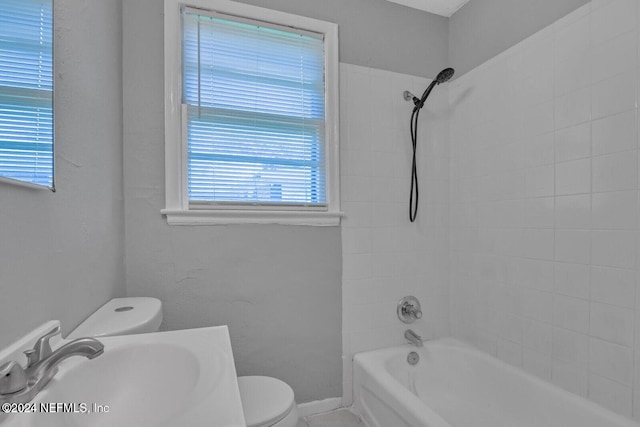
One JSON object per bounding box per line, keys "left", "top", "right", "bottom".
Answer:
{"left": 0, "top": 324, "right": 246, "bottom": 427}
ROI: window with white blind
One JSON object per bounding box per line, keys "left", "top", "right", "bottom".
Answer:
{"left": 163, "top": 0, "right": 340, "bottom": 225}
{"left": 0, "top": 0, "right": 54, "bottom": 190}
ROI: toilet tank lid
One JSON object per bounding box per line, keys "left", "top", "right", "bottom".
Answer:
{"left": 67, "top": 297, "right": 162, "bottom": 339}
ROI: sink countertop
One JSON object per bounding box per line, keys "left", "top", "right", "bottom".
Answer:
{"left": 0, "top": 324, "right": 246, "bottom": 427}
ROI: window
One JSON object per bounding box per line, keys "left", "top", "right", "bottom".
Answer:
{"left": 0, "top": 0, "right": 54, "bottom": 190}
{"left": 163, "top": 0, "right": 340, "bottom": 225}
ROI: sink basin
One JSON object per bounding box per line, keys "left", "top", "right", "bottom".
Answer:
{"left": 0, "top": 325, "right": 245, "bottom": 427}
{"left": 32, "top": 343, "right": 209, "bottom": 427}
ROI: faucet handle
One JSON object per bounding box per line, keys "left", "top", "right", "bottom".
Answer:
{"left": 397, "top": 296, "right": 423, "bottom": 324}
{"left": 23, "top": 349, "right": 37, "bottom": 368}
{"left": 33, "top": 325, "right": 61, "bottom": 362}
{"left": 0, "top": 361, "right": 27, "bottom": 395}
{"left": 410, "top": 305, "right": 423, "bottom": 319}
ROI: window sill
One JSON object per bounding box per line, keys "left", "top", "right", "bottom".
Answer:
{"left": 0, "top": 176, "right": 55, "bottom": 192}
{"left": 161, "top": 209, "right": 343, "bottom": 226}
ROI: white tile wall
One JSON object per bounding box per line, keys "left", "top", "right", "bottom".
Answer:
{"left": 450, "top": 0, "right": 640, "bottom": 420}
{"left": 340, "top": 63, "right": 450, "bottom": 405}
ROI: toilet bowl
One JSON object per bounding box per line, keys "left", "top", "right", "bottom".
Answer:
{"left": 238, "top": 376, "right": 299, "bottom": 427}
{"left": 70, "top": 297, "right": 299, "bottom": 427}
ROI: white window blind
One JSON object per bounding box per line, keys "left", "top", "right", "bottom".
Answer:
{"left": 0, "top": 0, "right": 54, "bottom": 188}
{"left": 182, "top": 8, "right": 326, "bottom": 207}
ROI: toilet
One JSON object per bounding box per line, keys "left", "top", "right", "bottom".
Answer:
{"left": 238, "top": 376, "right": 299, "bottom": 427}
{"left": 67, "top": 297, "right": 163, "bottom": 339}
{"left": 68, "top": 297, "right": 299, "bottom": 427}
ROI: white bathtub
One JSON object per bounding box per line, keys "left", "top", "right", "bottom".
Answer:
{"left": 353, "top": 338, "right": 640, "bottom": 427}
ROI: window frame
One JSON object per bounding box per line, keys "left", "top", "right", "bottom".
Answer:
{"left": 0, "top": 0, "right": 55, "bottom": 191}
{"left": 163, "top": 0, "right": 341, "bottom": 226}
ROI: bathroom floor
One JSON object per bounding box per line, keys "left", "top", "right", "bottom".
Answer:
{"left": 298, "top": 409, "right": 365, "bottom": 427}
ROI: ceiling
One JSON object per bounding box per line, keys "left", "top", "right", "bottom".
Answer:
{"left": 385, "top": 0, "right": 471, "bottom": 17}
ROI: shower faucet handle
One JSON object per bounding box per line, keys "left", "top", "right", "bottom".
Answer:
{"left": 407, "top": 304, "right": 423, "bottom": 319}
{"left": 403, "top": 302, "right": 422, "bottom": 319}
{"left": 397, "top": 296, "right": 422, "bottom": 324}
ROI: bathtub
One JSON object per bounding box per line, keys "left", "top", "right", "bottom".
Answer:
{"left": 353, "top": 338, "right": 640, "bottom": 427}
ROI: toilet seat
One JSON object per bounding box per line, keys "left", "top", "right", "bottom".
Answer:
{"left": 238, "top": 376, "right": 296, "bottom": 427}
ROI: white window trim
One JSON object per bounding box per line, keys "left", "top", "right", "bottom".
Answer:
{"left": 163, "top": 0, "right": 341, "bottom": 226}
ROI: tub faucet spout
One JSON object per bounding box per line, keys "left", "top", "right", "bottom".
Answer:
{"left": 405, "top": 329, "right": 423, "bottom": 347}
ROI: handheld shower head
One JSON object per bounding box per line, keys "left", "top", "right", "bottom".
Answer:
{"left": 412, "top": 67, "right": 455, "bottom": 111}
{"left": 435, "top": 67, "right": 455, "bottom": 84}
{"left": 406, "top": 67, "right": 454, "bottom": 222}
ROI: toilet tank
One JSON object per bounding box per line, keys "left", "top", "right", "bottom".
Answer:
{"left": 67, "top": 297, "right": 162, "bottom": 339}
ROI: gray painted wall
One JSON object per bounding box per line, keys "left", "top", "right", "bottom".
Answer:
{"left": 0, "top": 0, "right": 125, "bottom": 348}
{"left": 233, "top": 0, "right": 449, "bottom": 78}
{"left": 122, "top": 0, "right": 347, "bottom": 403}
{"left": 449, "top": 0, "right": 590, "bottom": 77}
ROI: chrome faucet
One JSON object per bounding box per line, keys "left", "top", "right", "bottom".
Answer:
{"left": 397, "top": 296, "right": 423, "bottom": 324}
{"left": 404, "top": 329, "right": 423, "bottom": 347}
{"left": 0, "top": 326, "right": 104, "bottom": 404}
